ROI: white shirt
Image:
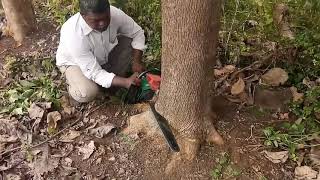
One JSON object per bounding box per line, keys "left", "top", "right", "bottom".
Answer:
{"left": 56, "top": 6, "right": 145, "bottom": 88}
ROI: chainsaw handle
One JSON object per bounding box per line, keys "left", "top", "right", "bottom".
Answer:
{"left": 138, "top": 70, "right": 151, "bottom": 79}
{"left": 137, "top": 68, "right": 161, "bottom": 79}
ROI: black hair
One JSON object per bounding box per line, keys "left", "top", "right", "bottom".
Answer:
{"left": 79, "top": 0, "right": 110, "bottom": 14}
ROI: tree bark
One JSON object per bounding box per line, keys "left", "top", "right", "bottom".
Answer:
{"left": 156, "top": 0, "right": 223, "bottom": 159}
{"left": 1, "top": 0, "right": 36, "bottom": 44}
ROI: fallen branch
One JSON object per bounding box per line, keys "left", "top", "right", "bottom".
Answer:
{"left": 0, "top": 49, "right": 7, "bottom": 55}
{"left": 230, "top": 53, "right": 274, "bottom": 81}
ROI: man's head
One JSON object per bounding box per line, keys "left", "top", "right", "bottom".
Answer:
{"left": 79, "top": 0, "right": 110, "bottom": 32}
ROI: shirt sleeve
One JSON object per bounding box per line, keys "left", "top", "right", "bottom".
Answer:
{"left": 117, "top": 9, "right": 146, "bottom": 50}
{"left": 63, "top": 30, "right": 115, "bottom": 88}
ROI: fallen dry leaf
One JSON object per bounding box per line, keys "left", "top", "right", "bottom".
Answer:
{"left": 52, "top": 144, "right": 74, "bottom": 158}
{"left": 261, "top": 68, "right": 288, "bottom": 86}
{"left": 279, "top": 112, "right": 289, "bottom": 120}
{"left": 5, "top": 174, "right": 21, "bottom": 180}
{"left": 310, "top": 142, "right": 320, "bottom": 168}
{"left": 38, "top": 102, "right": 52, "bottom": 110}
{"left": 263, "top": 150, "right": 289, "bottom": 163}
{"left": 0, "top": 119, "right": 19, "bottom": 144}
{"left": 88, "top": 123, "right": 115, "bottom": 138}
{"left": 231, "top": 77, "right": 245, "bottom": 95}
{"left": 47, "top": 111, "right": 62, "bottom": 132}
{"left": 59, "top": 130, "right": 81, "bottom": 143}
{"left": 273, "top": 3, "right": 295, "bottom": 39}
{"left": 295, "top": 166, "right": 318, "bottom": 180}
{"left": 63, "top": 157, "right": 73, "bottom": 167}
{"left": 303, "top": 77, "right": 316, "bottom": 89}
{"left": 95, "top": 157, "right": 102, "bottom": 165}
{"left": 214, "top": 65, "right": 236, "bottom": 77}
{"left": 29, "top": 145, "right": 60, "bottom": 179}
{"left": 290, "top": 87, "right": 304, "bottom": 102}
{"left": 78, "top": 141, "right": 96, "bottom": 160}
{"left": 60, "top": 95, "right": 75, "bottom": 115}
{"left": 28, "top": 103, "right": 44, "bottom": 120}
{"left": 0, "top": 143, "right": 5, "bottom": 152}
{"left": 32, "top": 119, "right": 42, "bottom": 134}
{"left": 0, "top": 151, "right": 25, "bottom": 171}
{"left": 0, "top": 135, "right": 18, "bottom": 143}
{"left": 108, "top": 156, "right": 116, "bottom": 162}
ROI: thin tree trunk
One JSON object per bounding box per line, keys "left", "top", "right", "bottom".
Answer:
{"left": 157, "top": 0, "right": 223, "bottom": 159}
{"left": 1, "top": 0, "right": 36, "bottom": 44}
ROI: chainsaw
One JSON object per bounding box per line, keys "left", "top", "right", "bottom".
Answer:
{"left": 124, "top": 69, "right": 180, "bottom": 152}
{"left": 124, "top": 68, "right": 161, "bottom": 104}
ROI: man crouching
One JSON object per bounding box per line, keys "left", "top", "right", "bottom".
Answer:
{"left": 56, "top": 0, "right": 145, "bottom": 103}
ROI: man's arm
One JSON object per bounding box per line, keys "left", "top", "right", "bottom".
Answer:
{"left": 65, "top": 31, "right": 134, "bottom": 89}
{"left": 132, "top": 49, "right": 144, "bottom": 72}
{"left": 112, "top": 72, "right": 139, "bottom": 89}
{"left": 116, "top": 7, "right": 146, "bottom": 72}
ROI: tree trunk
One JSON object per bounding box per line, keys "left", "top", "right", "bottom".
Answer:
{"left": 1, "top": 0, "right": 36, "bottom": 44}
{"left": 156, "top": 0, "right": 223, "bottom": 159}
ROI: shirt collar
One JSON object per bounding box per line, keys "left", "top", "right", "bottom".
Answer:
{"left": 79, "top": 14, "right": 93, "bottom": 36}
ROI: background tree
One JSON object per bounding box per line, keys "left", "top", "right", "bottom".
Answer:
{"left": 156, "top": 0, "right": 223, "bottom": 161}
{"left": 1, "top": 0, "right": 36, "bottom": 44}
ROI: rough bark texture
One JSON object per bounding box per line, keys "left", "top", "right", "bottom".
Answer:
{"left": 1, "top": 0, "right": 36, "bottom": 43}
{"left": 157, "top": 0, "right": 223, "bottom": 159}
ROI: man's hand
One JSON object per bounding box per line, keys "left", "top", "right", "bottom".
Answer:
{"left": 132, "top": 62, "right": 145, "bottom": 73}
{"left": 132, "top": 49, "right": 145, "bottom": 73}
{"left": 126, "top": 72, "right": 140, "bottom": 88}
{"left": 111, "top": 72, "right": 140, "bottom": 89}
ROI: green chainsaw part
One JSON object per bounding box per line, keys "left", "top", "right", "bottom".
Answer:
{"left": 124, "top": 68, "right": 161, "bottom": 104}
{"left": 140, "top": 76, "right": 151, "bottom": 91}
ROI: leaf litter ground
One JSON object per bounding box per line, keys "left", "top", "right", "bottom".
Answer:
{"left": 1, "top": 4, "right": 319, "bottom": 180}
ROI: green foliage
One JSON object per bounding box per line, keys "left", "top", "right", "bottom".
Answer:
{"left": 211, "top": 153, "right": 230, "bottom": 179}
{"left": 0, "top": 56, "right": 61, "bottom": 115}
{"left": 0, "top": 77, "right": 61, "bottom": 115}
{"left": 221, "top": 0, "right": 320, "bottom": 80}
{"left": 123, "top": 0, "right": 161, "bottom": 68}
{"left": 211, "top": 153, "right": 241, "bottom": 180}
{"left": 44, "top": 0, "right": 79, "bottom": 25}
{"left": 263, "top": 86, "right": 320, "bottom": 160}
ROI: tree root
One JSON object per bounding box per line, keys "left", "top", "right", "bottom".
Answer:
{"left": 122, "top": 107, "right": 161, "bottom": 137}
{"left": 123, "top": 104, "right": 225, "bottom": 177}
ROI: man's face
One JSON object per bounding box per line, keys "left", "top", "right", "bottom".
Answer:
{"left": 82, "top": 10, "right": 110, "bottom": 32}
